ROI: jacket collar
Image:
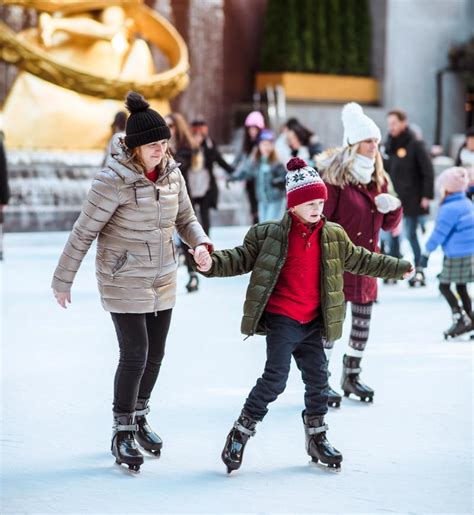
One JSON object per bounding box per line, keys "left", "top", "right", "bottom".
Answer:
{"left": 385, "top": 128, "right": 415, "bottom": 153}
{"left": 107, "top": 133, "right": 179, "bottom": 185}
{"left": 285, "top": 212, "right": 327, "bottom": 229}
{"left": 443, "top": 191, "right": 467, "bottom": 204}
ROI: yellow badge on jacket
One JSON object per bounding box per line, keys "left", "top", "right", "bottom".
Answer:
{"left": 397, "top": 148, "right": 407, "bottom": 158}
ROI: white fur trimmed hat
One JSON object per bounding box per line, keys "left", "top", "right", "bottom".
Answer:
{"left": 341, "top": 102, "right": 381, "bottom": 147}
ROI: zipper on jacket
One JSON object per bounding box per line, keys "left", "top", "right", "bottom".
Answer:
{"left": 250, "top": 221, "right": 291, "bottom": 336}
{"left": 133, "top": 184, "right": 138, "bottom": 206}
{"left": 145, "top": 241, "right": 152, "bottom": 262}
{"left": 319, "top": 228, "right": 329, "bottom": 339}
{"left": 170, "top": 237, "right": 176, "bottom": 262}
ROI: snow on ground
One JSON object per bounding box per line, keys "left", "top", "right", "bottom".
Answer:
{"left": 1, "top": 225, "right": 472, "bottom": 514}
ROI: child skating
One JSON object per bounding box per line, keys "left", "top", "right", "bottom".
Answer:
{"left": 420, "top": 166, "right": 474, "bottom": 339}
{"left": 191, "top": 157, "right": 414, "bottom": 473}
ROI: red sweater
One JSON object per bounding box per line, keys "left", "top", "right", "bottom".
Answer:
{"left": 266, "top": 213, "right": 323, "bottom": 324}
{"left": 146, "top": 169, "right": 158, "bottom": 182}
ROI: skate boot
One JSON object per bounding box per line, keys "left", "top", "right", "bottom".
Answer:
{"left": 327, "top": 381, "right": 342, "bottom": 408}
{"left": 326, "top": 371, "right": 341, "bottom": 408}
{"left": 221, "top": 411, "right": 257, "bottom": 474}
{"left": 341, "top": 355, "right": 374, "bottom": 402}
{"left": 408, "top": 267, "right": 426, "bottom": 287}
{"left": 302, "top": 411, "right": 342, "bottom": 470}
{"left": 186, "top": 272, "right": 199, "bottom": 293}
{"left": 443, "top": 310, "right": 472, "bottom": 340}
{"left": 135, "top": 399, "right": 163, "bottom": 456}
{"left": 111, "top": 413, "right": 144, "bottom": 472}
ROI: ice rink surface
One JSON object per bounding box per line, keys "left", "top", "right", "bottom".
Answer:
{"left": 1, "top": 226, "right": 472, "bottom": 514}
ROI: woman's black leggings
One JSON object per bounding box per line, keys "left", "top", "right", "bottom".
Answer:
{"left": 439, "top": 283, "right": 472, "bottom": 314}
{"left": 110, "top": 310, "right": 172, "bottom": 414}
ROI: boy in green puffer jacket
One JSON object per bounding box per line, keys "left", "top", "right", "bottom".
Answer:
{"left": 192, "top": 157, "right": 413, "bottom": 474}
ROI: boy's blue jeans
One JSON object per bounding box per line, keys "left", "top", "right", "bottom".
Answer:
{"left": 243, "top": 312, "right": 329, "bottom": 421}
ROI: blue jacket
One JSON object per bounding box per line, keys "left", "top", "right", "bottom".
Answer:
{"left": 231, "top": 156, "right": 286, "bottom": 203}
{"left": 425, "top": 192, "right": 474, "bottom": 258}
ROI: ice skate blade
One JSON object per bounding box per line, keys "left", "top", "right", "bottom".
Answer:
{"left": 444, "top": 331, "right": 474, "bottom": 342}
{"left": 343, "top": 392, "right": 374, "bottom": 403}
{"left": 114, "top": 460, "right": 141, "bottom": 473}
{"left": 140, "top": 448, "right": 161, "bottom": 457}
{"left": 328, "top": 401, "right": 341, "bottom": 408}
{"left": 309, "top": 459, "right": 342, "bottom": 472}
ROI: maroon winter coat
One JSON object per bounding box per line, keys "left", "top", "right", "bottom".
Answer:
{"left": 323, "top": 181, "right": 403, "bottom": 304}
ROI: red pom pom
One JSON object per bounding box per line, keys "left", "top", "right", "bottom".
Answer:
{"left": 286, "top": 157, "right": 307, "bottom": 171}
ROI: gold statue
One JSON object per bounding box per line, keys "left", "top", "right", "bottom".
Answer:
{"left": 0, "top": 1, "right": 189, "bottom": 150}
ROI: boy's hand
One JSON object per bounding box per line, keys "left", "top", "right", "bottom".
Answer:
{"left": 189, "top": 245, "right": 212, "bottom": 272}
{"left": 402, "top": 265, "right": 415, "bottom": 280}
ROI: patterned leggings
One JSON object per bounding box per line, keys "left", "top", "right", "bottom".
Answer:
{"left": 324, "top": 302, "right": 374, "bottom": 358}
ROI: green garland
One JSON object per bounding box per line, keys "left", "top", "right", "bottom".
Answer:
{"left": 260, "top": 0, "right": 372, "bottom": 76}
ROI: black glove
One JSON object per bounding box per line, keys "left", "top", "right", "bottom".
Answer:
{"left": 419, "top": 254, "right": 429, "bottom": 268}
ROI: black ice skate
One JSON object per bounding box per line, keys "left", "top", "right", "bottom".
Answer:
{"left": 221, "top": 411, "right": 257, "bottom": 474}
{"left": 327, "top": 384, "right": 342, "bottom": 408}
{"left": 341, "top": 355, "right": 374, "bottom": 403}
{"left": 443, "top": 310, "right": 473, "bottom": 340}
{"left": 408, "top": 268, "right": 426, "bottom": 287}
{"left": 302, "top": 411, "right": 342, "bottom": 470}
{"left": 135, "top": 399, "right": 163, "bottom": 456}
{"left": 111, "top": 413, "right": 144, "bottom": 472}
{"left": 186, "top": 272, "right": 199, "bottom": 293}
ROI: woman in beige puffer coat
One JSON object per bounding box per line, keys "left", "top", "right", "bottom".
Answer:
{"left": 52, "top": 92, "right": 212, "bottom": 471}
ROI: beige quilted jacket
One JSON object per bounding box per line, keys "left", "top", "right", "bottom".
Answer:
{"left": 51, "top": 136, "right": 211, "bottom": 313}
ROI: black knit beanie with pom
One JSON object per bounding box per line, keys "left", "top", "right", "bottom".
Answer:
{"left": 124, "top": 91, "right": 171, "bottom": 149}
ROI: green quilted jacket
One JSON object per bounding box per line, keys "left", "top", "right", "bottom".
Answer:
{"left": 202, "top": 213, "right": 412, "bottom": 341}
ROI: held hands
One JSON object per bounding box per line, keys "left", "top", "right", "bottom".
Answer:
{"left": 53, "top": 288, "right": 71, "bottom": 309}
{"left": 189, "top": 245, "right": 213, "bottom": 272}
{"left": 402, "top": 265, "right": 416, "bottom": 281}
{"left": 374, "top": 193, "right": 401, "bottom": 214}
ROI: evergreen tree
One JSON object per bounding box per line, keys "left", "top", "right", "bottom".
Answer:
{"left": 260, "top": 0, "right": 372, "bottom": 75}
{"left": 357, "top": 0, "right": 372, "bottom": 75}
{"left": 260, "top": 0, "right": 301, "bottom": 71}
{"left": 260, "top": 0, "right": 283, "bottom": 71}
{"left": 343, "top": 0, "right": 359, "bottom": 74}
{"left": 285, "top": 0, "right": 301, "bottom": 71}
{"left": 326, "top": 0, "right": 344, "bottom": 74}
{"left": 315, "top": 0, "right": 329, "bottom": 73}
{"left": 301, "top": 0, "right": 316, "bottom": 71}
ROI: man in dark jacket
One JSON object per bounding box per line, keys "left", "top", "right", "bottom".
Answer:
{"left": 0, "top": 132, "right": 10, "bottom": 261}
{"left": 384, "top": 109, "right": 434, "bottom": 284}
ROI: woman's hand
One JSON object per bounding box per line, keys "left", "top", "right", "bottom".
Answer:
{"left": 189, "top": 245, "right": 212, "bottom": 272}
{"left": 53, "top": 289, "right": 71, "bottom": 309}
{"left": 374, "top": 193, "right": 401, "bottom": 214}
{"left": 402, "top": 265, "right": 416, "bottom": 280}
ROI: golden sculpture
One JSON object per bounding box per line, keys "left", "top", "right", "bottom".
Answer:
{"left": 0, "top": 1, "right": 189, "bottom": 150}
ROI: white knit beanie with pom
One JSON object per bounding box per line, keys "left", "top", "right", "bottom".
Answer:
{"left": 341, "top": 102, "right": 381, "bottom": 147}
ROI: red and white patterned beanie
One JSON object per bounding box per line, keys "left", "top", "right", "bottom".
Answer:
{"left": 285, "top": 157, "right": 328, "bottom": 208}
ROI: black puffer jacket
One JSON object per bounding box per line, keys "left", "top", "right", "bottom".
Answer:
{"left": 384, "top": 129, "right": 434, "bottom": 216}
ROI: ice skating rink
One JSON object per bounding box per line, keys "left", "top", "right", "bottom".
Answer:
{"left": 1, "top": 226, "right": 472, "bottom": 514}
